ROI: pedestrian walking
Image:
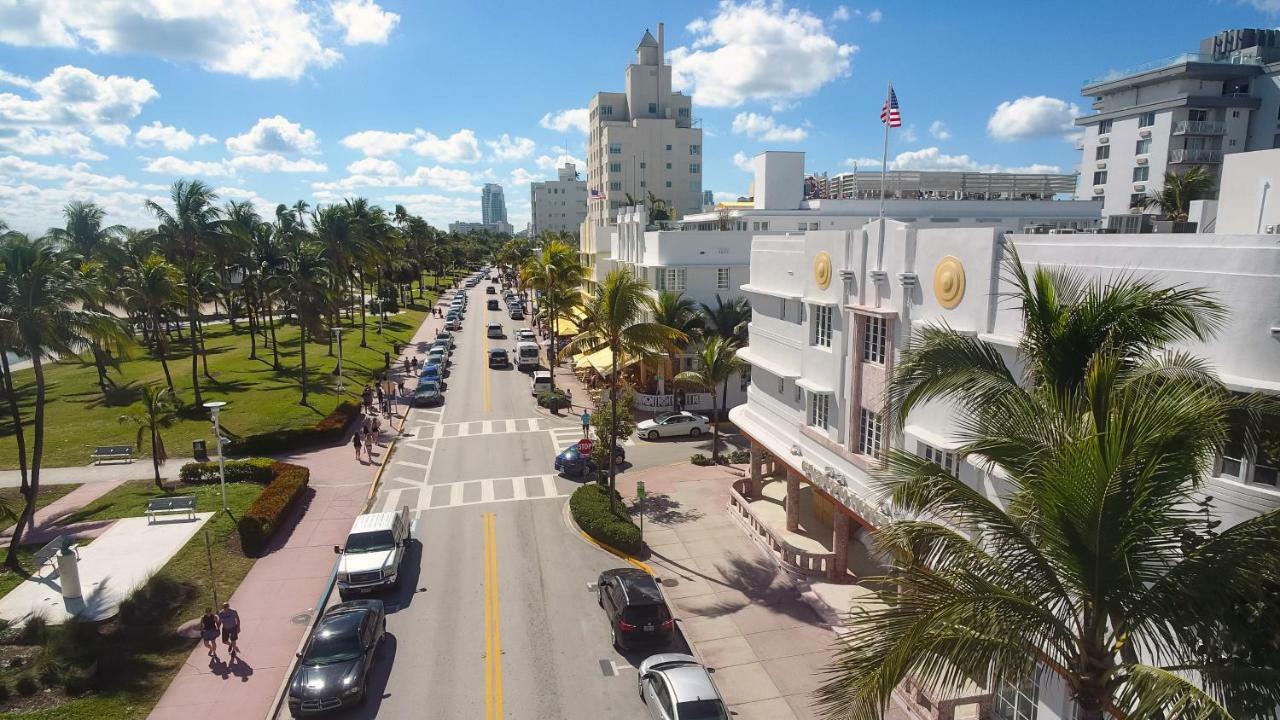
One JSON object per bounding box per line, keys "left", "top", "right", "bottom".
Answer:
{"left": 364, "top": 431, "right": 374, "bottom": 461}
{"left": 200, "top": 608, "right": 220, "bottom": 658}
{"left": 361, "top": 384, "right": 373, "bottom": 412}
{"left": 218, "top": 602, "right": 241, "bottom": 656}
{"left": 403, "top": 357, "right": 410, "bottom": 374}
{"left": 581, "top": 410, "right": 591, "bottom": 439}
{"left": 375, "top": 384, "right": 384, "bottom": 407}
{"left": 397, "top": 378, "right": 406, "bottom": 397}
{"left": 353, "top": 432, "right": 362, "bottom": 461}
{"left": 362, "top": 416, "right": 373, "bottom": 436}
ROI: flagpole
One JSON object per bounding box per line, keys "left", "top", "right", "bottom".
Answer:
{"left": 876, "top": 82, "right": 891, "bottom": 272}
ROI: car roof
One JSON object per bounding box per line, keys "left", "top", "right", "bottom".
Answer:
{"left": 663, "top": 664, "right": 720, "bottom": 704}
{"left": 604, "top": 567, "right": 663, "bottom": 603}
{"left": 349, "top": 512, "right": 397, "bottom": 533}
{"left": 533, "top": 370, "right": 551, "bottom": 378}
{"left": 516, "top": 341, "right": 539, "bottom": 350}
{"left": 489, "top": 348, "right": 508, "bottom": 355}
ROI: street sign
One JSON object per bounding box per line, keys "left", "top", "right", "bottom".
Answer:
{"left": 636, "top": 481, "right": 646, "bottom": 500}
{"left": 577, "top": 438, "right": 594, "bottom": 454}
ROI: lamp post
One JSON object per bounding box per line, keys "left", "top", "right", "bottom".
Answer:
{"left": 332, "top": 327, "right": 345, "bottom": 395}
{"left": 203, "top": 401, "right": 229, "bottom": 513}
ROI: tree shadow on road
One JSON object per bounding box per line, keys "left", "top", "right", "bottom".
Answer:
{"left": 661, "top": 552, "right": 827, "bottom": 629}
{"left": 626, "top": 493, "right": 703, "bottom": 525}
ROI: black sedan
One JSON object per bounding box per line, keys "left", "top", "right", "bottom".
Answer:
{"left": 554, "top": 443, "right": 625, "bottom": 478}
{"left": 288, "top": 600, "right": 386, "bottom": 716}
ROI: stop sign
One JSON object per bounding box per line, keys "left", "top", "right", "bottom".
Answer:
{"left": 577, "top": 438, "right": 594, "bottom": 454}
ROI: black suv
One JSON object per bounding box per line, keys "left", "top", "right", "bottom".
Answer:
{"left": 288, "top": 600, "right": 386, "bottom": 716}
{"left": 597, "top": 568, "right": 673, "bottom": 650}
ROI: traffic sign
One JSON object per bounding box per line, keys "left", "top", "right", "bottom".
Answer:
{"left": 636, "top": 481, "right": 646, "bottom": 499}
{"left": 577, "top": 438, "right": 594, "bottom": 454}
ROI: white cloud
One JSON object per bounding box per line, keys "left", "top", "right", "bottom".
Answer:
{"left": 843, "top": 146, "right": 1061, "bottom": 174}
{"left": 713, "top": 191, "right": 741, "bottom": 202}
{"left": 135, "top": 121, "right": 202, "bottom": 151}
{"left": 730, "top": 112, "right": 807, "bottom": 142}
{"left": 379, "top": 192, "right": 481, "bottom": 228}
{"left": 987, "top": 95, "right": 1081, "bottom": 141}
{"left": 0, "top": 65, "right": 157, "bottom": 126}
{"left": 831, "top": 5, "right": 850, "bottom": 21}
{"left": 0, "top": 155, "right": 135, "bottom": 188}
{"left": 312, "top": 163, "right": 481, "bottom": 194}
{"left": 340, "top": 129, "right": 417, "bottom": 157}
{"left": 867, "top": 9, "right": 882, "bottom": 22}
{"left": 486, "top": 134, "right": 536, "bottom": 161}
{"left": 226, "top": 115, "right": 319, "bottom": 155}
{"left": 534, "top": 154, "right": 585, "bottom": 173}
{"left": 669, "top": 0, "right": 857, "bottom": 107}
{"left": 509, "top": 168, "right": 543, "bottom": 186}
{"left": 1243, "top": 0, "right": 1280, "bottom": 11}
{"left": 143, "top": 156, "right": 234, "bottom": 177}
{"left": 347, "top": 157, "right": 399, "bottom": 175}
{"left": 732, "top": 151, "right": 754, "bottom": 172}
{"left": 539, "top": 108, "right": 589, "bottom": 134}
{"left": 330, "top": 0, "right": 399, "bottom": 45}
{"left": 0, "top": 1, "right": 344, "bottom": 81}
{"left": 900, "top": 124, "right": 917, "bottom": 143}
{"left": 411, "top": 129, "right": 481, "bottom": 164}
{"left": 93, "top": 124, "right": 131, "bottom": 146}
{"left": 230, "top": 154, "right": 326, "bottom": 173}
{"left": 928, "top": 120, "right": 950, "bottom": 141}
{"left": 0, "top": 127, "right": 105, "bottom": 159}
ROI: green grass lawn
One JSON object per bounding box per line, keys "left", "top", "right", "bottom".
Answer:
{"left": 0, "top": 303, "right": 431, "bottom": 470}
{"left": 0, "top": 479, "right": 264, "bottom": 719}
{"left": 0, "top": 484, "right": 79, "bottom": 534}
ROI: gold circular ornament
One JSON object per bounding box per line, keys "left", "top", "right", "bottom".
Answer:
{"left": 933, "top": 256, "right": 965, "bottom": 309}
{"left": 814, "top": 251, "right": 832, "bottom": 290}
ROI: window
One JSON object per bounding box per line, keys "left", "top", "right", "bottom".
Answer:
{"left": 1188, "top": 109, "right": 1208, "bottom": 122}
{"left": 609, "top": 143, "right": 622, "bottom": 154}
{"left": 1095, "top": 145, "right": 1110, "bottom": 160}
{"left": 779, "top": 298, "right": 786, "bottom": 321}
{"left": 809, "top": 222, "right": 820, "bottom": 230}
{"left": 648, "top": 102, "right": 657, "bottom": 114}
{"left": 689, "top": 180, "right": 699, "bottom": 192}
{"left": 716, "top": 267, "right": 730, "bottom": 289}
{"left": 858, "top": 409, "right": 883, "bottom": 456}
{"left": 639, "top": 181, "right": 646, "bottom": 188}
{"left": 639, "top": 162, "right": 646, "bottom": 169}
{"left": 665, "top": 144, "right": 672, "bottom": 151}
{"left": 665, "top": 180, "right": 672, "bottom": 188}
{"left": 1139, "top": 111, "right": 1156, "bottom": 127}
{"left": 862, "top": 315, "right": 886, "bottom": 363}
{"left": 777, "top": 377, "right": 784, "bottom": 394}
{"left": 678, "top": 107, "right": 690, "bottom": 119}
{"left": 1256, "top": 444, "right": 1279, "bottom": 486}
{"left": 751, "top": 221, "right": 770, "bottom": 231}
{"left": 690, "top": 163, "right": 701, "bottom": 174}
{"left": 740, "top": 368, "right": 751, "bottom": 392}
{"left": 690, "top": 144, "right": 701, "bottom": 155}
{"left": 609, "top": 163, "right": 622, "bottom": 172}
{"left": 601, "top": 105, "right": 613, "bottom": 116}
{"left": 808, "top": 392, "right": 830, "bottom": 430}
{"left": 1132, "top": 166, "right": 1149, "bottom": 182}
{"left": 1231, "top": 110, "right": 1241, "bottom": 118}
{"left": 795, "top": 385, "right": 802, "bottom": 404}
{"left": 658, "top": 268, "right": 686, "bottom": 291}
{"left": 1098, "top": 119, "right": 1112, "bottom": 134}
{"left": 918, "top": 442, "right": 956, "bottom": 474}
{"left": 665, "top": 162, "right": 672, "bottom": 169}
{"left": 1135, "top": 138, "right": 1151, "bottom": 155}
{"left": 1129, "top": 193, "right": 1147, "bottom": 209}
{"left": 1229, "top": 139, "right": 1238, "bottom": 147}
{"left": 1092, "top": 171, "right": 1107, "bottom": 185}
{"left": 610, "top": 181, "right": 622, "bottom": 191}
{"left": 993, "top": 673, "right": 1039, "bottom": 720}
{"left": 812, "top": 305, "right": 833, "bottom": 347}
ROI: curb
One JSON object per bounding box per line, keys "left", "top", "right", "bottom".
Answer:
{"left": 560, "top": 491, "right": 654, "bottom": 575}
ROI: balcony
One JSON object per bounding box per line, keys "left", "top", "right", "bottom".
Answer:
{"left": 1169, "top": 148, "right": 1222, "bottom": 164}
{"left": 1173, "top": 120, "right": 1227, "bottom": 135}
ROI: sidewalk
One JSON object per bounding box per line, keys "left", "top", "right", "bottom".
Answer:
{"left": 613, "top": 462, "right": 907, "bottom": 720}
{"left": 148, "top": 303, "right": 446, "bottom": 720}
{"left": 0, "top": 479, "right": 125, "bottom": 545}
{"left": 0, "top": 458, "right": 195, "bottom": 488}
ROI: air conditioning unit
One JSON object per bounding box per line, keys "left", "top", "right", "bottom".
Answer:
{"left": 1133, "top": 183, "right": 1146, "bottom": 192}
{"left": 1139, "top": 128, "right": 1152, "bottom": 138}
{"left": 1094, "top": 185, "right": 1107, "bottom": 193}
{"left": 1099, "top": 136, "right": 1110, "bottom": 144}
{"left": 1096, "top": 161, "right": 1107, "bottom": 169}
{"left": 1136, "top": 157, "right": 1148, "bottom": 165}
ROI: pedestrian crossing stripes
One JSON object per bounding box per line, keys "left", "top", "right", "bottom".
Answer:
{"left": 411, "top": 417, "right": 578, "bottom": 440}
{"left": 381, "top": 474, "right": 570, "bottom": 512}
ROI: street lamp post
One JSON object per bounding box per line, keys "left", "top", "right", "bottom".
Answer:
{"left": 203, "top": 401, "right": 229, "bottom": 513}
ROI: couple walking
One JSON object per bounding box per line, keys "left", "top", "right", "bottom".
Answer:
{"left": 199, "top": 602, "right": 242, "bottom": 662}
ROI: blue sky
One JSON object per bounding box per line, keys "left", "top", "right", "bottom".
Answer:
{"left": 0, "top": 0, "right": 1276, "bottom": 233}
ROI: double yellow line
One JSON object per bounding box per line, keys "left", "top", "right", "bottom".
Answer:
{"left": 483, "top": 512, "right": 504, "bottom": 718}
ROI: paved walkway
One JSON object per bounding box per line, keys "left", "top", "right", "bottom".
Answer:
{"left": 0, "top": 458, "right": 195, "bottom": 488}
{"left": 0, "top": 479, "right": 126, "bottom": 545}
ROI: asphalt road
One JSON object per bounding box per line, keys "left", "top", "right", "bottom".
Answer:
{"left": 325, "top": 278, "right": 670, "bottom": 720}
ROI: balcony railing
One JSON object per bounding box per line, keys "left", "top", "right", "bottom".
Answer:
{"left": 1172, "top": 120, "right": 1226, "bottom": 135}
{"left": 1169, "top": 148, "right": 1223, "bottom": 164}
{"left": 1084, "top": 53, "right": 1261, "bottom": 87}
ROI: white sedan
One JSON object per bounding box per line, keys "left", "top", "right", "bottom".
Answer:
{"left": 637, "top": 411, "right": 709, "bottom": 441}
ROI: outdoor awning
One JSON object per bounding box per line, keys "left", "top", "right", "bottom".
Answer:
{"left": 555, "top": 316, "right": 579, "bottom": 335}
{"left": 575, "top": 347, "right": 639, "bottom": 375}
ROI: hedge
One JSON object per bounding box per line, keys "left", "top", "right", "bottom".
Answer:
{"left": 179, "top": 457, "right": 275, "bottom": 485}
{"left": 237, "top": 461, "right": 310, "bottom": 556}
{"left": 570, "top": 484, "right": 642, "bottom": 556}
{"left": 537, "top": 390, "right": 569, "bottom": 411}
{"left": 690, "top": 453, "right": 713, "bottom": 466}
{"left": 227, "top": 401, "right": 361, "bottom": 457}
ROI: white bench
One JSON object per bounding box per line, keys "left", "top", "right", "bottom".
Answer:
{"left": 91, "top": 445, "right": 134, "bottom": 465}
{"left": 32, "top": 535, "right": 79, "bottom": 577}
{"left": 145, "top": 495, "right": 197, "bottom": 523}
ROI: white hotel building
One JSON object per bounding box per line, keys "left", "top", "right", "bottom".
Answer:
{"left": 728, "top": 147, "right": 1280, "bottom": 720}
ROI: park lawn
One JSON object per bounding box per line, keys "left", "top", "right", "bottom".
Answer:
{"left": 0, "top": 303, "right": 431, "bottom": 470}
{"left": 0, "top": 479, "right": 264, "bottom": 720}
{"left": 0, "top": 484, "right": 79, "bottom": 534}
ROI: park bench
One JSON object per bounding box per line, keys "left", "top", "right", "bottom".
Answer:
{"left": 145, "top": 495, "right": 197, "bottom": 524}
{"left": 90, "top": 445, "right": 134, "bottom": 465}
{"left": 32, "top": 535, "right": 78, "bottom": 577}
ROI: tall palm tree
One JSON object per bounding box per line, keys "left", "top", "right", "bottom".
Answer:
{"left": 146, "top": 180, "right": 222, "bottom": 405}
{"left": 673, "top": 337, "right": 745, "bottom": 463}
{"left": 564, "top": 269, "right": 684, "bottom": 509}
{"left": 520, "top": 240, "right": 586, "bottom": 391}
{"left": 120, "top": 254, "right": 183, "bottom": 395}
{"left": 0, "top": 234, "right": 124, "bottom": 564}
{"left": 249, "top": 222, "right": 287, "bottom": 370}
{"left": 278, "top": 237, "right": 331, "bottom": 405}
{"left": 652, "top": 290, "right": 704, "bottom": 386}
{"left": 118, "top": 384, "right": 178, "bottom": 490}
{"left": 1139, "top": 165, "right": 1215, "bottom": 221}
{"left": 817, "top": 246, "right": 1279, "bottom": 720}
{"left": 48, "top": 201, "right": 127, "bottom": 391}
{"left": 700, "top": 294, "right": 751, "bottom": 347}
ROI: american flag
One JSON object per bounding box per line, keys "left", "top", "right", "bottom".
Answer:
{"left": 589, "top": 188, "right": 604, "bottom": 199}
{"left": 880, "top": 86, "right": 901, "bottom": 128}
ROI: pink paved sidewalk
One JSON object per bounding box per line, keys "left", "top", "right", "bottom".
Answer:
{"left": 0, "top": 479, "right": 125, "bottom": 545}
{"left": 148, "top": 303, "right": 448, "bottom": 720}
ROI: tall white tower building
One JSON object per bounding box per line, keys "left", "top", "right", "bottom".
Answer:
{"left": 482, "top": 183, "right": 508, "bottom": 226}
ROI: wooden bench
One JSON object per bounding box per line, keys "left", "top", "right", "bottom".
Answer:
{"left": 32, "top": 535, "right": 78, "bottom": 577}
{"left": 90, "top": 445, "right": 134, "bottom": 465}
{"left": 145, "top": 495, "right": 197, "bottom": 524}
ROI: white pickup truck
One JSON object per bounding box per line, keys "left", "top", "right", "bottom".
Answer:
{"left": 334, "top": 506, "right": 411, "bottom": 599}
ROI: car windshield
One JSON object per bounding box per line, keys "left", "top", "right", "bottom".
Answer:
{"left": 345, "top": 530, "right": 395, "bottom": 553}
{"left": 654, "top": 412, "right": 674, "bottom": 423}
{"left": 676, "top": 700, "right": 730, "bottom": 720}
{"left": 418, "top": 383, "right": 439, "bottom": 394}
{"left": 302, "top": 624, "right": 363, "bottom": 666}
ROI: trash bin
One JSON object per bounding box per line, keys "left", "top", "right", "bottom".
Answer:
{"left": 193, "top": 439, "right": 208, "bottom": 462}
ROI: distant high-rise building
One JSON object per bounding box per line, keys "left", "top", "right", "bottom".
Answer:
{"left": 702, "top": 189, "right": 714, "bottom": 210}
{"left": 482, "top": 183, "right": 508, "bottom": 225}
{"left": 531, "top": 163, "right": 587, "bottom": 239}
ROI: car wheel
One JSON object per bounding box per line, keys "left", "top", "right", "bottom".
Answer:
{"left": 610, "top": 624, "right": 620, "bottom": 650}
{"left": 596, "top": 587, "right": 604, "bottom": 607}
{"left": 689, "top": 427, "right": 702, "bottom": 437}
{"left": 647, "top": 430, "right": 660, "bottom": 441}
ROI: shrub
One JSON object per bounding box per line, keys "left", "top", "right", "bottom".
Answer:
{"left": 237, "top": 462, "right": 310, "bottom": 556}
{"left": 690, "top": 453, "right": 713, "bottom": 466}
{"left": 537, "top": 390, "right": 569, "bottom": 411}
{"left": 727, "top": 449, "right": 751, "bottom": 464}
{"left": 226, "top": 401, "right": 361, "bottom": 457}
{"left": 17, "top": 615, "right": 47, "bottom": 646}
{"left": 118, "top": 574, "right": 197, "bottom": 627}
{"left": 14, "top": 675, "right": 37, "bottom": 697}
{"left": 37, "top": 660, "right": 63, "bottom": 686}
{"left": 0, "top": 679, "right": 9, "bottom": 702}
{"left": 61, "top": 667, "right": 90, "bottom": 696}
{"left": 179, "top": 457, "right": 275, "bottom": 485}
{"left": 570, "top": 484, "right": 641, "bottom": 556}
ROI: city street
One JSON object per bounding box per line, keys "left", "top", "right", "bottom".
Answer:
{"left": 327, "top": 279, "right": 663, "bottom": 720}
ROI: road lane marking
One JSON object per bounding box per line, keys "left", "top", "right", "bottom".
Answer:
{"left": 483, "top": 512, "right": 504, "bottom": 720}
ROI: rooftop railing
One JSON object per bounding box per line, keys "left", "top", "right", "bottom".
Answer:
{"left": 1084, "top": 52, "right": 1261, "bottom": 87}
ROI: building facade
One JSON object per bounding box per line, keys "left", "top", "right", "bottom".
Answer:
{"left": 448, "top": 220, "right": 512, "bottom": 235}
{"left": 1074, "top": 27, "right": 1280, "bottom": 222}
{"left": 482, "top": 183, "right": 508, "bottom": 226}
{"left": 530, "top": 163, "right": 587, "bottom": 239}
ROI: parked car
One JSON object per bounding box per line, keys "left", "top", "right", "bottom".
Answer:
{"left": 597, "top": 567, "right": 673, "bottom": 650}
{"left": 445, "top": 318, "right": 462, "bottom": 331}
{"left": 531, "top": 370, "right": 552, "bottom": 395}
{"left": 427, "top": 347, "right": 448, "bottom": 368}
{"left": 434, "top": 330, "right": 454, "bottom": 348}
{"left": 412, "top": 380, "right": 444, "bottom": 407}
{"left": 486, "top": 285, "right": 496, "bottom": 295}
{"left": 509, "top": 307, "right": 524, "bottom": 320}
{"left": 419, "top": 362, "right": 444, "bottom": 385}
{"left": 637, "top": 411, "right": 709, "bottom": 441}
{"left": 555, "top": 443, "right": 624, "bottom": 477}
{"left": 431, "top": 338, "right": 451, "bottom": 358}
{"left": 637, "top": 654, "right": 729, "bottom": 720}
{"left": 488, "top": 348, "right": 510, "bottom": 368}
{"left": 515, "top": 328, "right": 536, "bottom": 343}
{"left": 334, "top": 507, "right": 411, "bottom": 598}
{"left": 487, "top": 298, "right": 500, "bottom": 310}
{"left": 288, "top": 600, "right": 387, "bottom": 716}
{"left": 487, "top": 323, "right": 504, "bottom": 338}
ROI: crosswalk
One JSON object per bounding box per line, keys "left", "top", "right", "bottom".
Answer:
{"left": 405, "top": 415, "right": 635, "bottom": 447}
{"left": 374, "top": 473, "right": 570, "bottom": 513}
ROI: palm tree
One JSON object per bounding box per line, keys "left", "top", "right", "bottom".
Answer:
{"left": 249, "top": 222, "right": 287, "bottom": 369}
{"left": 652, "top": 290, "right": 704, "bottom": 387}
{"left": 121, "top": 255, "right": 183, "bottom": 395}
{"left": 700, "top": 294, "right": 751, "bottom": 347}
{"left": 278, "top": 237, "right": 331, "bottom": 405}
{"left": 48, "top": 201, "right": 126, "bottom": 391}
{"left": 146, "top": 180, "right": 222, "bottom": 405}
{"left": 817, "top": 246, "right": 1279, "bottom": 720}
{"left": 118, "top": 384, "right": 178, "bottom": 489}
{"left": 673, "top": 337, "right": 745, "bottom": 463}
{"left": 564, "top": 269, "right": 684, "bottom": 509}
{"left": 0, "top": 234, "right": 124, "bottom": 564}
{"left": 1139, "top": 165, "right": 1215, "bottom": 221}
{"left": 519, "top": 240, "right": 586, "bottom": 391}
